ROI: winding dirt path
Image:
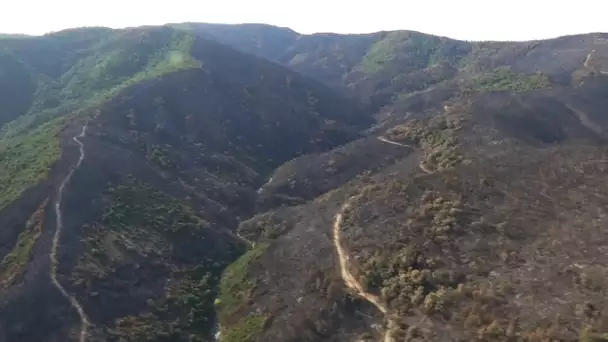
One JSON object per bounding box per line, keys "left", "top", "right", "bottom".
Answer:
{"left": 51, "top": 124, "right": 91, "bottom": 342}
{"left": 584, "top": 50, "right": 595, "bottom": 68}
{"left": 583, "top": 50, "right": 608, "bottom": 74}
{"left": 418, "top": 161, "right": 433, "bottom": 175}
{"left": 377, "top": 137, "right": 432, "bottom": 174}
{"left": 331, "top": 136, "right": 435, "bottom": 340}
{"left": 236, "top": 231, "right": 254, "bottom": 247}
{"left": 256, "top": 176, "right": 274, "bottom": 195}
{"left": 333, "top": 195, "right": 395, "bottom": 342}
{"left": 377, "top": 136, "right": 413, "bottom": 149}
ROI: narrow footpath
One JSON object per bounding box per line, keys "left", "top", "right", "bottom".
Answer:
{"left": 377, "top": 136, "right": 432, "bottom": 174}
{"left": 51, "top": 124, "right": 91, "bottom": 342}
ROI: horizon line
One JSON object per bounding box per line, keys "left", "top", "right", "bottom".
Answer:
{"left": 1, "top": 21, "right": 607, "bottom": 44}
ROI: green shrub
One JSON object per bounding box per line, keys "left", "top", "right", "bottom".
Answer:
{"left": 470, "top": 68, "right": 550, "bottom": 92}
{"left": 0, "top": 118, "right": 63, "bottom": 209}
{"left": 218, "top": 243, "right": 269, "bottom": 322}
{"left": 0, "top": 204, "right": 44, "bottom": 284}
{"left": 221, "top": 314, "right": 267, "bottom": 342}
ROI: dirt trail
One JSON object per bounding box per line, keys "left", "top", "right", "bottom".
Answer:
{"left": 377, "top": 136, "right": 413, "bottom": 148}
{"left": 51, "top": 124, "right": 91, "bottom": 342}
{"left": 331, "top": 136, "right": 434, "bottom": 340}
{"left": 418, "top": 161, "right": 433, "bottom": 174}
{"left": 257, "top": 176, "right": 274, "bottom": 195}
{"left": 377, "top": 137, "right": 432, "bottom": 174}
{"left": 236, "top": 231, "right": 254, "bottom": 247}
{"left": 333, "top": 196, "right": 395, "bottom": 342}
{"left": 584, "top": 50, "right": 595, "bottom": 68}
{"left": 583, "top": 50, "right": 608, "bottom": 74}
{"left": 568, "top": 105, "right": 603, "bottom": 133}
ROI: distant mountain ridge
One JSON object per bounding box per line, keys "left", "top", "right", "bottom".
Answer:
{"left": 187, "top": 23, "right": 608, "bottom": 106}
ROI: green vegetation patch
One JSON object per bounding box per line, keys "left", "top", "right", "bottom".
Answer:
{"left": 0, "top": 28, "right": 202, "bottom": 212}
{"left": 360, "top": 31, "right": 441, "bottom": 74}
{"left": 73, "top": 176, "right": 211, "bottom": 282}
{"left": 109, "top": 313, "right": 177, "bottom": 341}
{"left": 218, "top": 243, "right": 269, "bottom": 322}
{"left": 347, "top": 188, "right": 515, "bottom": 338}
{"left": 471, "top": 68, "right": 550, "bottom": 92}
{"left": 89, "top": 177, "right": 234, "bottom": 341}
{"left": 386, "top": 115, "right": 466, "bottom": 172}
{"left": 109, "top": 270, "right": 221, "bottom": 342}
{"left": 101, "top": 176, "right": 210, "bottom": 237}
{"left": 358, "top": 191, "right": 468, "bottom": 314}
{"left": 0, "top": 200, "right": 46, "bottom": 285}
{"left": 220, "top": 314, "right": 267, "bottom": 342}
{"left": 0, "top": 119, "right": 63, "bottom": 209}
{"left": 167, "top": 272, "right": 218, "bottom": 338}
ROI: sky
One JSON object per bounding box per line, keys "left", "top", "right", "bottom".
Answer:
{"left": 1, "top": 0, "right": 607, "bottom": 41}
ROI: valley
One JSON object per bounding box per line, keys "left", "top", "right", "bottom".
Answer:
{"left": 1, "top": 23, "right": 608, "bottom": 342}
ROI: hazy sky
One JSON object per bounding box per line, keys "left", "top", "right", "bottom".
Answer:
{"left": 2, "top": 0, "right": 607, "bottom": 41}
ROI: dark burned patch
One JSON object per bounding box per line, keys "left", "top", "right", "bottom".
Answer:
{"left": 63, "top": 176, "right": 241, "bottom": 341}
{"left": 469, "top": 90, "right": 608, "bottom": 146}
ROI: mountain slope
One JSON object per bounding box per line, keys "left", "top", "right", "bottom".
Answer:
{"left": 4, "top": 22, "right": 608, "bottom": 342}
{"left": 229, "top": 75, "right": 608, "bottom": 341}
{"left": 0, "top": 26, "right": 369, "bottom": 342}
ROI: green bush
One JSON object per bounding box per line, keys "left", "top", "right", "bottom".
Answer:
{"left": 220, "top": 314, "right": 267, "bottom": 342}
{"left": 470, "top": 68, "right": 550, "bottom": 92}
{"left": 0, "top": 118, "right": 63, "bottom": 209}
{"left": 0, "top": 204, "right": 44, "bottom": 284}
{"left": 218, "top": 243, "right": 269, "bottom": 322}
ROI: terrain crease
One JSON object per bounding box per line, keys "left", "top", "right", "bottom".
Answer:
{"left": 51, "top": 124, "right": 91, "bottom": 342}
